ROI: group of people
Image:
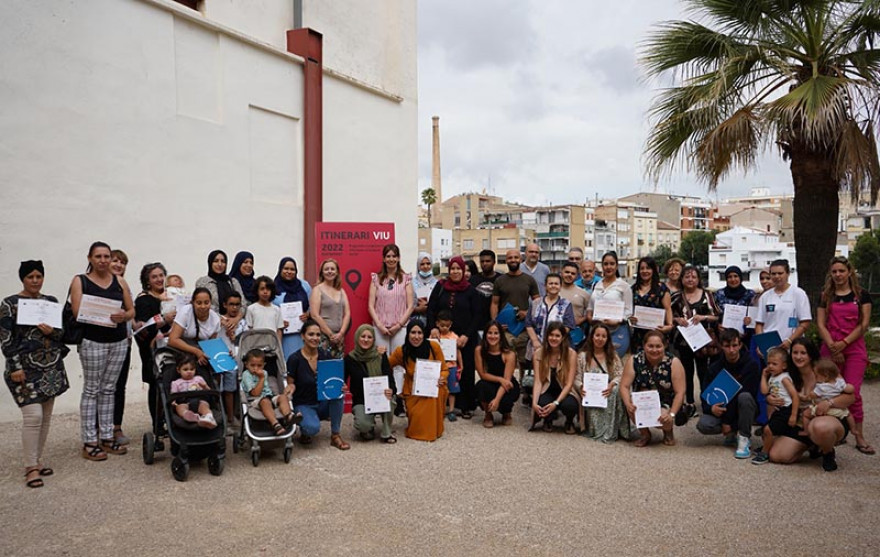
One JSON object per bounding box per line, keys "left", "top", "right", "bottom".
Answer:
{"left": 1, "top": 240, "right": 873, "bottom": 488}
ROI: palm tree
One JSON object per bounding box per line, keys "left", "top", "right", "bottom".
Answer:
{"left": 421, "top": 187, "right": 438, "bottom": 227}
{"left": 641, "top": 0, "right": 880, "bottom": 309}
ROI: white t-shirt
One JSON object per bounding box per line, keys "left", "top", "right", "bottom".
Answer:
{"left": 173, "top": 304, "right": 221, "bottom": 340}
{"left": 768, "top": 372, "right": 793, "bottom": 407}
{"left": 588, "top": 278, "right": 634, "bottom": 318}
{"left": 756, "top": 285, "right": 811, "bottom": 340}
{"left": 246, "top": 302, "right": 284, "bottom": 331}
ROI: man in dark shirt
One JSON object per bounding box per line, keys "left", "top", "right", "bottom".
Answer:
{"left": 470, "top": 249, "right": 499, "bottom": 332}
{"left": 696, "top": 328, "right": 760, "bottom": 459}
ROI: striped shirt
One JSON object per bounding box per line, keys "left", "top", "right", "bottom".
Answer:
{"left": 372, "top": 272, "right": 411, "bottom": 328}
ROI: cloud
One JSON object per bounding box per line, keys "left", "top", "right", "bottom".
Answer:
{"left": 582, "top": 46, "right": 643, "bottom": 94}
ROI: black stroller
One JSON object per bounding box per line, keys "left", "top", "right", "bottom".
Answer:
{"left": 233, "top": 329, "right": 297, "bottom": 466}
{"left": 142, "top": 347, "right": 227, "bottom": 481}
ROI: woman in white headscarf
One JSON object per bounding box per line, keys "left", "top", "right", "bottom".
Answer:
{"left": 411, "top": 251, "right": 437, "bottom": 327}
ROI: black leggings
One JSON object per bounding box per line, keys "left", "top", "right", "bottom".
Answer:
{"left": 536, "top": 391, "right": 578, "bottom": 423}
{"left": 136, "top": 338, "right": 160, "bottom": 424}
{"left": 112, "top": 344, "right": 132, "bottom": 426}
{"left": 455, "top": 338, "right": 478, "bottom": 413}
{"left": 476, "top": 379, "right": 521, "bottom": 414}
{"left": 676, "top": 347, "right": 708, "bottom": 405}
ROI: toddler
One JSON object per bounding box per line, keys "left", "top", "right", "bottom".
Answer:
{"left": 802, "top": 359, "right": 852, "bottom": 430}
{"left": 245, "top": 276, "right": 286, "bottom": 344}
{"left": 434, "top": 310, "right": 462, "bottom": 422}
{"left": 240, "top": 349, "right": 300, "bottom": 435}
{"left": 170, "top": 354, "right": 218, "bottom": 429}
{"left": 752, "top": 347, "right": 799, "bottom": 465}
{"left": 216, "top": 291, "right": 247, "bottom": 430}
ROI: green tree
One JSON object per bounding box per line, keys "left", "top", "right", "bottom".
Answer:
{"left": 850, "top": 229, "right": 880, "bottom": 291}
{"left": 678, "top": 230, "right": 717, "bottom": 268}
{"left": 421, "top": 187, "right": 437, "bottom": 227}
{"left": 649, "top": 244, "right": 676, "bottom": 270}
{"left": 641, "top": 0, "right": 880, "bottom": 309}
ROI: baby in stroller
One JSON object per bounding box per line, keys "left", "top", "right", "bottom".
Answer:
{"left": 241, "top": 348, "right": 300, "bottom": 435}
{"left": 171, "top": 354, "right": 218, "bottom": 429}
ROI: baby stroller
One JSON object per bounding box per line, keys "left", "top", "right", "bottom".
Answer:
{"left": 233, "top": 329, "right": 297, "bottom": 466}
{"left": 142, "top": 346, "right": 227, "bottom": 481}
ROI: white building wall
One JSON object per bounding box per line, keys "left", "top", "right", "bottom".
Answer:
{"left": 0, "top": 0, "right": 417, "bottom": 420}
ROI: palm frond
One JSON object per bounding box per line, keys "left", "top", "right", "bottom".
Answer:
{"left": 766, "top": 75, "right": 850, "bottom": 145}
{"left": 835, "top": 119, "right": 880, "bottom": 203}
{"left": 640, "top": 21, "right": 746, "bottom": 79}
{"left": 695, "top": 106, "right": 765, "bottom": 187}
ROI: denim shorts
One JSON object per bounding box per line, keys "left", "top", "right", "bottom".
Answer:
{"left": 447, "top": 365, "right": 460, "bottom": 394}
{"left": 216, "top": 370, "right": 237, "bottom": 392}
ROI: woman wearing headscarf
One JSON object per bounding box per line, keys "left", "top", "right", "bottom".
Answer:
{"left": 388, "top": 321, "right": 449, "bottom": 441}
{"left": 229, "top": 251, "right": 258, "bottom": 304}
{"left": 344, "top": 324, "right": 397, "bottom": 443}
{"left": 411, "top": 251, "right": 437, "bottom": 327}
{"left": 426, "top": 256, "right": 480, "bottom": 419}
{"left": 274, "top": 257, "right": 312, "bottom": 358}
{"left": 714, "top": 265, "right": 756, "bottom": 343}
{"left": 1, "top": 261, "right": 70, "bottom": 487}
{"left": 195, "top": 249, "right": 247, "bottom": 337}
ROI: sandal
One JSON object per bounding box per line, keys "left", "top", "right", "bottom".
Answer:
{"left": 381, "top": 435, "right": 397, "bottom": 444}
{"left": 330, "top": 434, "right": 351, "bottom": 451}
{"left": 82, "top": 443, "right": 108, "bottom": 461}
{"left": 100, "top": 439, "right": 128, "bottom": 455}
{"left": 483, "top": 415, "right": 494, "bottom": 428}
{"left": 113, "top": 427, "right": 130, "bottom": 445}
{"left": 542, "top": 420, "right": 555, "bottom": 433}
{"left": 25, "top": 468, "right": 43, "bottom": 488}
{"left": 662, "top": 432, "right": 676, "bottom": 446}
{"left": 273, "top": 422, "right": 286, "bottom": 435}
{"left": 856, "top": 444, "right": 876, "bottom": 455}
{"left": 38, "top": 465, "right": 53, "bottom": 477}
{"left": 634, "top": 434, "right": 652, "bottom": 448}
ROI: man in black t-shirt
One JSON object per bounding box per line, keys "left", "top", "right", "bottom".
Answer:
{"left": 470, "top": 250, "right": 499, "bottom": 332}
{"left": 491, "top": 249, "right": 539, "bottom": 387}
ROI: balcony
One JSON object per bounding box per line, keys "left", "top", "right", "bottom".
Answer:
{"left": 537, "top": 231, "right": 568, "bottom": 238}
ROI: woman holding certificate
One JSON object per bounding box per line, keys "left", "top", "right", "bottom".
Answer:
{"left": 671, "top": 265, "right": 720, "bottom": 418}
{"left": 587, "top": 251, "right": 633, "bottom": 357}
{"left": 274, "top": 257, "right": 311, "bottom": 358}
{"left": 629, "top": 257, "right": 673, "bottom": 352}
{"left": 69, "top": 242, "right": 135, "bottom": 461}
{"left": 2, "top": 260, "right": 70, "bottom": 487}
{"left": 576, "top": 324, "right": 630, "bottom": 443}
{"left": 530, "top": 322, "right": 579, "bottom": 434}
{"left": 388, "top": 321, "right": 449, "bottom": 441}
{"left": 368, "top": 244, "right": 414, "bottom": 353}
{"left": 620, "top": 331, "right": 685, "bottom": 447}
{"left": 310, "top": 258, "right": 351, "bottom": 359}
{"left": 344, "top": 324, "right": 396, "bottom": 443}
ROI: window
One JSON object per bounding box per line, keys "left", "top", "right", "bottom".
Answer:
{"left": 497, "top": 238, "right": 515, "bottom": 249}
{"left": 463, "top": 239, "right": 474, "bottom": 251}
{"left": 741, "top": 254, "right": 748, "bottom": 262}
{"left": 420, "top": 238, "right": 426, "bottom": 246}
{"left": 719, "top": 254, "right": 726, "bottom": 263}
{"left": 482, "top": 239, "right": 489, "bottom": 249}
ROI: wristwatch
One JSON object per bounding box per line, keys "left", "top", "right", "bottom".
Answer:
{"left": 669, "top": 412, "right": 676, "bottom": 418}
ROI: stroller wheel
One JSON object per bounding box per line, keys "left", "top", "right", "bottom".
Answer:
{"left": 232, "top": 435, "right": 240, "bottom": 454}
{"left": 208, "top": 455, "right": 224, "bottom": 476}
{"left": 155, "top": 438, "right": 165, "bottom": 453}
{"left": 251, "top": 448, "right": 260, "bottom": 467}
{"left": 171, "top": 457, "right": 189, "bottom": 482}
{"left": 283, "top": 446, "right": 293, "bottom": 463}
{"left": 142, "top": 432, "right": 155, "bottom": 465}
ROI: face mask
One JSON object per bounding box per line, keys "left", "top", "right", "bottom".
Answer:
{"left": 419, "top": 270, "right": 433, "bottom": 279}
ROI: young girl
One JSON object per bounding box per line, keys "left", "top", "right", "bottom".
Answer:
{"left": 240, "top": 349, "right": 299, "bottom": 435}
{"left": 434, "top": 310, "right": 462, "bottom": 422}
{"left": 245, "top": 276, "right": 285, "bottom": 344}
{"left": 170, "top": 354, "right": 217, "bottom": 429}
{"left": 753, "top": 347, "right": 800, "bottom": 464}
{"left": 801, "top": 359, "right": 853, "bottom": 431}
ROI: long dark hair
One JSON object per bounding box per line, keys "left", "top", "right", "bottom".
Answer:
{"left": 536, "top": 322, "right": 572, "bottom": 384}
{"left": 479, "top": 320, "right": 512, "bottom": 367}
{"left": 190, "top": 287, "right": 212, "bottom": 340}
{"left": 601, "top": 251, "right": 619, "bottom": 278}
{"left": 633, "top": 256, "right": 660, "bottom": 292}
{"left": 788, "top": 337, "right": 819, "bottom": 391}
{"left": 582, "top": 323, "right": 616, "bottom": 365}
{"left": 86, "top": 241, "right": 111, "bottom": 273}
{"left": 378, "top": 244, "right": 404, "bottom": 284}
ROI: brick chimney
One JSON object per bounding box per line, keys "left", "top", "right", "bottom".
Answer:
{"left": 431, "top": 115, "right": 442, "bottom": 227}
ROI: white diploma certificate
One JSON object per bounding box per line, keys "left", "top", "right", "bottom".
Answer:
{"left": 581, "top": 373, "right": 609, "bottom": 408}
{"left": 16, "top": 299, "right": 63, "bottom": 329}
{"left": 439, "top": 338, "right": 457, "bottom": 362}
{"left": 722, "top": 304, "right": 748, "bottom": 333}
{"left": 415, "top": 284, "right": 433, "bottom": 300}
{"left": 132, "top": 315, "right": 163, "bottom": 335}
{"left": 592, "top": 299, "right": 625, "bottom": 322}
{"left": 76, "top": 295, "right": 122, "bottom": 328}
{"left": 413, "top": 359, "right": 441, "bottom": 398}
{"left": 745, "top": 306, "right": 758, "bottom": 329}
{"left": 632, "top": 306, "right": 665, "bottom": 329}
{"left": 632, "top": 390, "right": 662, "bottom": 428}
{"left": 280, "top": 302, "right": 304, "bottom": 334}
{"left": 392, "top": 366, "right": 405, "bottom": 398}
{"left": 676, "top": 323, "right": 712, "bottom": 351}
{"left": 363, "top": 376, "right": 391, "bottom": 414}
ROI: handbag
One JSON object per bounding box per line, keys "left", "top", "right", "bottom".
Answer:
{"left": 61, "top": 275, "right": 85, "bottom": 345}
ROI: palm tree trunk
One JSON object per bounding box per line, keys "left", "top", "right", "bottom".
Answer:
{"left": 789, "top": 147, "right": 838, "bottom": 317}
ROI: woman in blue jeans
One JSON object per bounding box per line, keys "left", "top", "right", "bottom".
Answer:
{"left": 285, "top": 320, "right": 350, "bottom": 450}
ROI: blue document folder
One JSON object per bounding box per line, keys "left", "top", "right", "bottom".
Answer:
{"left": 317, "top": 359, "right": 345, "bottom": 401}
{"left": 753, "top": 331, "right": 783, "bottom": 359}
{"left": 496, "top": 303, "right": 525, "bottom": 337}
{"left": 701, "top": 369, "right": 743, "bottom": 406}
{"left": 198, "top": 338, "right": 237, "bottom": 374}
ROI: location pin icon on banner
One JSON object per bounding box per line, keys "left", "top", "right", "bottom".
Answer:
{"left": 345, "top": 269, "right": 362, "bottom": 292}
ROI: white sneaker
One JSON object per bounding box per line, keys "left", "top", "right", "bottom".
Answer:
{"left": 198, "top": 413, "right": 218, "bottom": 429}
{"left": 734, "top": 434, "right": 751, "bottom": 459}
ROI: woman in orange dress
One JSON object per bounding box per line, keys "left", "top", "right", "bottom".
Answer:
{"left": 388, "top": 321, "right": 448, "bottom": 441}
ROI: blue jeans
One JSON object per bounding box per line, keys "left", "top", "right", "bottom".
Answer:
{"left": 294, "top": 399, "right": 344, "bottom": 436}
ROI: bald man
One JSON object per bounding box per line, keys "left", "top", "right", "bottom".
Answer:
{"left": 522, "top": 243, "right": 551, "bottom": 296}
{"left": 491, "top": 249, "right": 540, "bottom": 383}
{"left": 575, "top": 259, "right": 601, "bottom": 294}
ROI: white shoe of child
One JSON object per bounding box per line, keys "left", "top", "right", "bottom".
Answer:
{"left": 198, "top": 413, "right": 217, "bottom": 429}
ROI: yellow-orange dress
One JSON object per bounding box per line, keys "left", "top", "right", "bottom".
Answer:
{"left": 388, "top": 342, "right": 449, "bottom": 441}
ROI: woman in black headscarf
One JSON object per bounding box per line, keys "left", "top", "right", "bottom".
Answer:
{"left": 714, "top": 265, "right": 756, "bottom": 340}
{"left": 230, "top": 251, "right": 258, "bottom": 304}
{"left": 195, "top": 249, "right": 247, "bottom": 336}
{"left": 275, "top": 257, "right": 312, "bottom": 358}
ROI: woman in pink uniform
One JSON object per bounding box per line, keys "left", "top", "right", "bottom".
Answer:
{"left": 817, "top": 256, "right": 873, "bottom": 455}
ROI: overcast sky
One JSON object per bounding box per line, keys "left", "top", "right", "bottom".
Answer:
{"left": 416, "top": 0, "right": 795, "bottom": 207}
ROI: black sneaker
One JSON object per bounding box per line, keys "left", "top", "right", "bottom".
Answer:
{"left": 822, "top": 450, "right": 838, "bottom": 472}
{"left": 808, "top": 445, "right": 822, "bottom": 459}
{"left": 687, "top": 404, "right": 698, "bottom": 418}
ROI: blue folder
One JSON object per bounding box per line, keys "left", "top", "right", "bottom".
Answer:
{"left": 753, "top": 331, "right": 783, "bottom": 358}
{"left": 701, "top": 369, "right": 742, "bottom": 406}
{"left": 317, "top": 359, "right": 345, "bottom": 401}
{"left": 198, "top": 338, "right": 237, "bottom": 374}
{"left": 496, "top": 303, "right": 525, "bottom": 337}
{"left": 569, "top": 326, "right": 585, "bottom": 347}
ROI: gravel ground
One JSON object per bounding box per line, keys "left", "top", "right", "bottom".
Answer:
{"left": 1, "top": 382, "right": 878, "bottom": 557}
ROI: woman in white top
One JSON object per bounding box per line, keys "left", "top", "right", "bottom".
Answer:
{"left": 587, "top": 251, "right": 633, "bottom": 357}
{"left": 168, "top": 287, "right": 222, "bottom": 366}
{"left": 755, "top": 259, "right": 812, "bottom": 355}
